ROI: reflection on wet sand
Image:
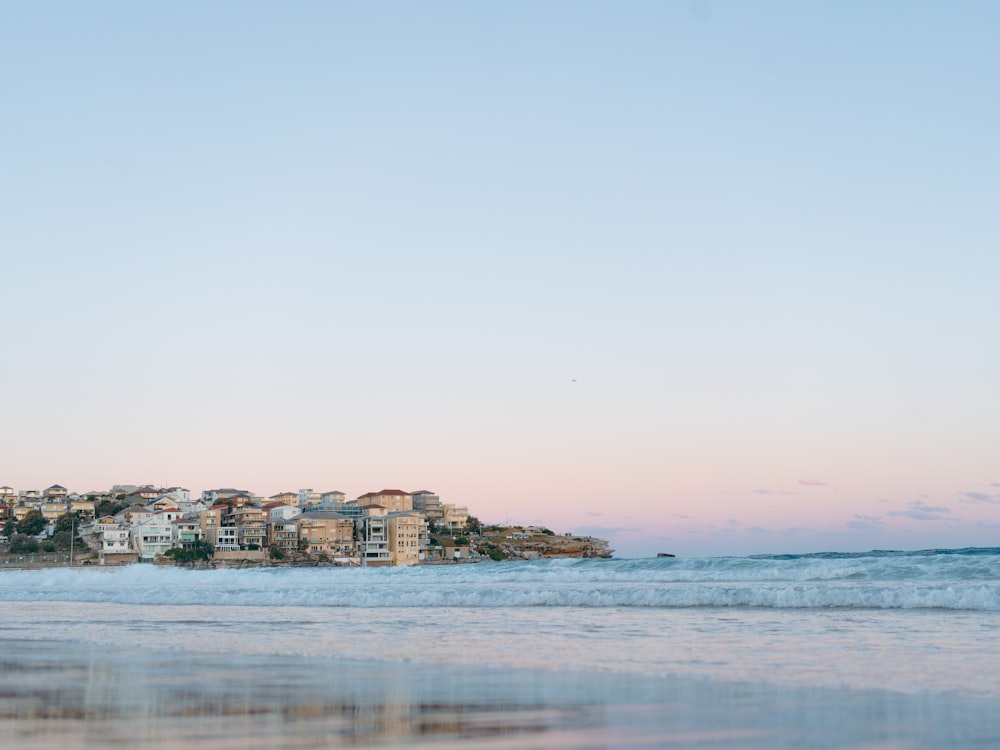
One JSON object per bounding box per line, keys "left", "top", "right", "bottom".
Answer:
{"left": 1, "top": 639, "right": 998, "bottom": 749}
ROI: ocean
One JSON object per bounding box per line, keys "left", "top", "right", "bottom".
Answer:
{"left": 2, "top": 548, "right": 999, "bottom": 748}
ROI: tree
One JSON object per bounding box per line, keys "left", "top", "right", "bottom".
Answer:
{"left": 51, "top": 530, "right": 74, "bottom": 550}
{"left": 2, "top": 519, "right": 16, "bottom": 537}
{"left": 17, "top": 510, "right": 47, "bottom": 536}
{"left": 163, "top": 541, "right": 214, "bottom": 563}
{"left": 96, "top": 499, "right": 125, "bottom": 518}
{"left": 465, "top": 515, "right": 483, "bottom": 533}
{"left": 55, "top": 512, "right": 82, "bottom": 534}
{"left": 8, "top": 534, "right": 40, "bottom": 553}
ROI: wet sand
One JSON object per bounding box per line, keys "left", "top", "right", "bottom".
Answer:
{"left": 2, "top": 638, "right": 999, "bottom": 749}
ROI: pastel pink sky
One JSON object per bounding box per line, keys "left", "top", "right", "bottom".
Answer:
{"left": 3, "top": 3, "right": 999, "bottom": 557}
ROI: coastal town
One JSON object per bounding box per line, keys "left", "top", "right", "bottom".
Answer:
{"left": 0, "top": 484, "right": 613, "bottom": 566}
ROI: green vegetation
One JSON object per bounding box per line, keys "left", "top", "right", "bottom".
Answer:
{"left": 95, "top": 498, "right": 127, "bottom": 518}
{"left": 17, "top": 510, "right": 46, "bottom": 536}
{"left": 7, "top": 534, "right": 40, "bottom": 553}
{"left": 163, "top": 541, "right": 214, "bottom": 563}
{"left": 478, "top": 542, "right": 507, "bottom": 561}
{"left": 269, "top": 547, "right": 286, "bottom": 560}
{"left": 465, "top": 515, "right": 483, "bottom": 533}
{"left": 54, "top": 511, "right": 82, "bottom": 534}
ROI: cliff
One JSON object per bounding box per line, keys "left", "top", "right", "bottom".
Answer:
{"left": 472, "top": 528, "right": 613, "bottom": 560}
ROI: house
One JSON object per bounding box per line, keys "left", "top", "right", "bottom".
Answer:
{"left": 171, "top": 519, "right": 202, "bottom": 548}
{"left": 269, "top": 491, "right": 300, "bottom": 507}
{"left": 264, "top": 502, "right": 301, "bottom": 522}
{"left": 43, "top": 484, "right": 69, "bottom": 499}
{"left": 68, "top": 497, "right": 96, "bottom": 517}
{"left": 441, "top": 504, "right": 469, "bottom": 531}
{"left": 0, "top": 486, "right": 17, "bottom": 508}
{"left": 199, "top": 505, "right": 228, "bottom": 541}
{"left": 297, "top": 489, "right": 322, "bottom": 507}
{"left": 149, "top": 497, "right": 180, "bottom": 512}
{"left": 209, "top": 525, "right": 239, "bottom": 552}
{"left": 357, "top": 489, "right": 413, "bottom": 513}
{"left": 19, "top": 490, "right": 41, "bottom": 505}
{"left": 79, "top": 516, "right": 134, "bottom": 563}
{"left": 162, "top": 487, "right": 191, "bottom": 504}
{"left": 200, "top": 488, "right": 250, "bottom": 504}
{"left": 321, "top": 490, "right": 346, "bottom": 504}
{"left": 40, "top": 502, "right": 67, "bottom": 522}
{"left": 131, "top": 515, "right": 173, "bottom": 561}
{"left": 116, "top": 505, "right": 153, "bottom": 527}
{"left": 152, "top": 508, "right": 184, "bottom": 524}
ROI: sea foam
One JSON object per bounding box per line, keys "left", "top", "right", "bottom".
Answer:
{"left": 2, "top": 550, "right": 999, "bottom": 610}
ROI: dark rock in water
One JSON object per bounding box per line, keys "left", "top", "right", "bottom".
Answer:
{"left": 656, "top": 552, "right": 676, "bottom": 558}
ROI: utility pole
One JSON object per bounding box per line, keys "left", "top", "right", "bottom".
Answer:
{"left": 69, "top": 515, "right": 74, "bottom": 567}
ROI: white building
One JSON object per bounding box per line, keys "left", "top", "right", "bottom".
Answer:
{"left": 131, "top": 516, "right": 173, "bottom": 561}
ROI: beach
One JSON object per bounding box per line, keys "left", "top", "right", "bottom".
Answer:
{"left": 4, "top": 637, "right": 998, "bottom": 750}
{"left": 2, "top": 553, "right": 999, "bottom": 748}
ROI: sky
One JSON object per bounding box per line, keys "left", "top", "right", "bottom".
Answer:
{"left": 2, "top": 1, "right": 999, "bottom": 558}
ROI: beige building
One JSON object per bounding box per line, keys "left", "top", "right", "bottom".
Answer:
{"left": 441, "top": 504, "right": 469, "bottom": 531}
{"left": 199, "top": 505, "right": 228, "bottom": 541}
{"left": 411, "top": 491, "right": 443, "bottom": 523}
{"left": 224, "top": 505, "right": 267, "bottom": 548}
{"left": 69, "top": 498, "right": 96, "bottom": 516}
{"left": 269, "top": 491, "right": 300, "bottom": 507}
{"left": 357, "top": 489, "right": 413, "bottom": 513}
{"left": 296, "top": 511, "right": 357, "bottom": 560}
{"left": 0, "top": 486, "right": 16, "bottom": 509}
{"left": 387, "top": 511, "right": 427, "bottom": 566}
{"left": 267, "top": 519, "right": 299, "bottom": 555}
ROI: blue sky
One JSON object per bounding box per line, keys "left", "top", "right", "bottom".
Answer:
{"left": 3, "top": 2, "right": 999, "bottom": 557}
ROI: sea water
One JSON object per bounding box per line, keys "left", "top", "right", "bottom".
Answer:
{"left": 2, "top": 549, "right": 999, "bottom": 748}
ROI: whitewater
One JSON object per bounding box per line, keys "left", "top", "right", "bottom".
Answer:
{"left": 0, "top": 549, "right": 1000, "bottom": 750}
{"left": 3, "top": 549, "right": 1000, "bottom": 692}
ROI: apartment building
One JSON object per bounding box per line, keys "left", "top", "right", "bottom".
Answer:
{"left": 356, "top": 506, "right": 392, "bottom": 566}
{"left": 387, "top": 511, "right": 427, "bottom": 566}
{"left": 296, "top": 511, "right": 357, "bottom": 560}
{"left": 357, "top": 489, "right": 412, "bottom": 513}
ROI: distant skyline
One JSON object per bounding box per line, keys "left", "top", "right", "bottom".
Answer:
{"left": 3, "top": 2, "right": 999, "bottom": 558}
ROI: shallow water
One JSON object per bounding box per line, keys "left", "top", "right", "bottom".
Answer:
{"left": 2, "top": 553, "right": 999, "bottom": 747}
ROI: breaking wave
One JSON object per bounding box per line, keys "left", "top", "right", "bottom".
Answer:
{"left": 2, "top": 548, "right": 999, "bottom": 611}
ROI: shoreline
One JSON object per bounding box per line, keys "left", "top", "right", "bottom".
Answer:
{"left": 2, "top": 636, "right": 999, "bottom": 749}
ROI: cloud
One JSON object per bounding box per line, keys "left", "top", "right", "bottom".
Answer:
{"left": 846, "top": 514, "right": 883, "bottom": 531}
{"left": 574, "top": 524, "right": 642, "bottom": 537}
{"left": 585, "top": 511, "right": 605, "bottom": 517}
{"left": 672, "top": 513, "right": 692, "bottom": 520}
{"left": 991, "top": 483, "right": 1000, "bottom": 488}
{"left": 962, "top": 492, "right": 998, "bottom": 504}
{"left": 798, "top": 479, "right": 829, "bottom": 487}
{"left": 887, "top": 500, "right": 954, "bottom": 521}
{"left": 752, "top": 489, "right": 771, "bottom": 495}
